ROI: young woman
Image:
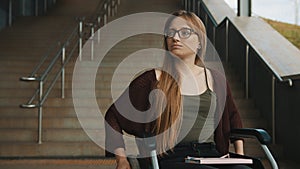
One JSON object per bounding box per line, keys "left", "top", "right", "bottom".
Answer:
{"left": 105, "top": 10, "right": 251, "bottom": 169}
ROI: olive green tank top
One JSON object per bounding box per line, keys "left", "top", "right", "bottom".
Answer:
{"left": 178, "top": 68, "right": 217, "bottom": 144}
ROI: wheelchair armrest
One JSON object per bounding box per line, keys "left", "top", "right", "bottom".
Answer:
{"left": 231, "top": 128, "right": 272, "bottom": 145}
{"left": 231, "top": 128, "right": 278, "bottom": 169}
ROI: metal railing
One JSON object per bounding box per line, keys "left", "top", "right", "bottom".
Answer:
{"left": 185, "top": 0, "right": 300, "bottom": 160}
{"left": 20, "top": 0, "right": 120, "bottom": 144}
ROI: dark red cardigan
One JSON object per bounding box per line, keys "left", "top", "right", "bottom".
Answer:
{"left": 105, "top": 69, "right": 243, "bottom": 155}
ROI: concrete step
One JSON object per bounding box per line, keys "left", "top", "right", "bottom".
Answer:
{"left": 0, "top": 107, "right": 109, "bottom": 118}
{"left": 0, "top": 98, "right": 113, "bottom": 107}
{"left": 0, "top": 117, "right": 103, "bottom": 129}
{"left": 0, "top": 141, "right": 105, "bottom": 157}
{"left": 0, "top": 128, "right": 104, "bottom": 142}
{"left": 0, "top": 88, "right": 116, "bottom": 98}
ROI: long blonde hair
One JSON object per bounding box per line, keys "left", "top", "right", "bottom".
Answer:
{"left": 153, "top": 10, "right": 207, "bottom": 155}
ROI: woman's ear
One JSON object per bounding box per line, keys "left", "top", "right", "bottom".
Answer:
{"left": 197, "top": 45, "right": 202, "bottom": 53}
{"left": 198, "top": 44, "right": 202, "bottom": 50}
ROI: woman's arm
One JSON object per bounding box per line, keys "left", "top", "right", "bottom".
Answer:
{"left": 115, "top": 148, "right": 131, "bottom": 169}
{"left": 233, "top": 139, "right": 244, "bottom": 155}
{"left": 226, "top": 81, "right": 245, "bottom": 155}
{"left": 105, "top": 70, "right": 156, "bottom": 168}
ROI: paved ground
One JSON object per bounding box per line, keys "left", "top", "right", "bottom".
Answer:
{"left": 0, "top": 159, "right": 116, "bottom": 169}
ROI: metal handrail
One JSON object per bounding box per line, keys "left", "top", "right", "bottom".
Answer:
{"left": 188, "top": 0, "right": 300, "bottom": 162}
{"left": 190, "top": 0, "right": 300, "bottom": 83}
{"left": 20, "top": 0, "right": 120, "bottom": 144}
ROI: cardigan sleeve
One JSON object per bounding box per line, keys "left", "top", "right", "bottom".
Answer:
{"left": 226, "top": 81, "right": 243, "bottom": 142}
{"left": 104, "top": 70, "right": 156, "bottom": 153}
{"left": 211, "top": 69, "right": 243, "bottom": 154}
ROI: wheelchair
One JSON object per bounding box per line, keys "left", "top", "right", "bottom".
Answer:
{"left": 127, "top": 128, "right": 278, "bottom": 169}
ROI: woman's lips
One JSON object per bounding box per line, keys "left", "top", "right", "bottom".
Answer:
{"left": 171, "top": 44, "right": 183, "bottom": 49}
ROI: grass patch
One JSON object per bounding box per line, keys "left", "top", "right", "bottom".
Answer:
{"left": 264, "top": 18, "right": 300, "bottom": 49}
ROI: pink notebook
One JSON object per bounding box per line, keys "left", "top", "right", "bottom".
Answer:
{"left": 185, "top": 156, "right": 253, "bottom": 165}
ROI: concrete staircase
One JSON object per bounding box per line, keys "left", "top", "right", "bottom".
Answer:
{"left": 0, "top": 0, "right": 108, "bottom": 157}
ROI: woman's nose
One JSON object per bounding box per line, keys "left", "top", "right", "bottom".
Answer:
{"left": 172, "top": 33, "right": 180, "bottom": 41}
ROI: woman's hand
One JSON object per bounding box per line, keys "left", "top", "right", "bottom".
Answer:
{"left": 115, "top": 148, "right": 131, "bottom": 169}
{"left": 116, "top": 157, "right": 131, "bottom": 169}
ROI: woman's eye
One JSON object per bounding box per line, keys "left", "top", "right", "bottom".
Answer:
{"left": 166, "top": 30, "right": 175, "bottom": 37}
{"left": 181, "top": 30, "right": 190, "bottom": 36}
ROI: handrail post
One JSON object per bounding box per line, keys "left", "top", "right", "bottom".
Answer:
{"left": 104, "top": 14, "right": 107, "bottom": 25}
{"left": 108, "top": 3, "right": 111, "bottom": 17}
{"left": 22, "top": 0, "right": 25, "bottom": 16}
{"left": 225, "top": 19, "right": 229, "bottom": 63}
{"left": 97, "top": 16, "right": 101, "bottom": 43}
{"left": 91, "top": 25, "right": 95, "bottom": 37}
{"left": 35, "top": 0, "right": 38, "bottom": 16}
{"left": 97, "top": 16, "right": 101, "bottom": 27}
{"left": 44, "top": 0, "right": 47, "bottom": 14}
{"left": 245, "top": 44, "right": 249, "bottom": 99}
{"left": 61, "top": 46, "right": 65, "bottom": 98}
{"left": 238, "top": 0, "right": 251, "bottom": 17}
{"left": 104, "top": 3, "right": 107, "bottom": 25}
{"left": 114, "top": 0, "right": 117, "bottom": 16}
{"left": 111, "top": 0, "right": 113, "bottom": 16}
{"left": 79, "top": 20, "right": 83, "bottom": 61}
{"left": 192, "top": 0, "right": 195, "bottom": 12}
{"left": 197, "top": 0, "right": 201, "bottom": 16}
{"left": 91, "top": 25, "right": 95, "bottom": 60}
{"left": 271, "top": 76, "right": 276, "bottom": 144}
{"left": 8, "top": 0, "right": 12, "bottom": 26}
{"left": 38, "top": 80, "right": 43, "bottom": 144}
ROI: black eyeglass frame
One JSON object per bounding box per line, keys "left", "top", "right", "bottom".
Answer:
{"left": 164, "top": 27, "right": 199, "bottom": 39}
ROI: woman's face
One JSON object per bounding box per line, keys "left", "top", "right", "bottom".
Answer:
{"left": 165, "top": 17, "right": 200, "bottom": 61}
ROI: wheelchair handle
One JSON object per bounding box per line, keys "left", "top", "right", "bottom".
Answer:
{"left": 231, "top": 128, "right": 271, "bottom": 145}
{"left": 231, "top": 128, "right": 278, "bottom": 169}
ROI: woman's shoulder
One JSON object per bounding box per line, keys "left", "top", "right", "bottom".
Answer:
{"left": 206, "top": 68, "right": 228, "bottom": 94}
{"left": 207, "top": 68, "right": 226, "bottom": 81}
{"left": 130, "top": 69, "right": 157, "bottom": 88}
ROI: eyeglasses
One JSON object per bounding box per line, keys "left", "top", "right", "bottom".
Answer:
{"left": 164, "top": 28, "right": 198, "bottom": 39}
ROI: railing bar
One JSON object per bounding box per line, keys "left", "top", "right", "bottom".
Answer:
{"left": 61, "top": 47, "right": 65, "bottom": 99}
{"left": 40, "top": 49, "right": 62, "bottom": 81}
{"left": 28, "top": 88, "right": 40, "bottom": 104}
{"left": 245, "top": 44, "right": 249, "bottom": 99}
{"left": 22, "top": 28, "right": 79, "bottom": 108}
{"left": 68, "top": 39, "right": 80, "bottom": 58}
{"left": 31, "top": 22, "right": 77, "bottom": 77}
{"left": 20, "top": 0, "right": 113, "bottom": 146}
{"left": 20, "top": 85, "right": 40, "bottom": 107}
{"left": 40, "top": 40, "right": 78, "bottom": 105}
{"left": 271, "top": 76, "right": 276, "bottom": 144}
{"left": 29, "top": 43, "right": 59, "bottom": 77}
{"left": 8, "top": 0, "right": 12, "bottom": 26}
{"left": 225, "top": 19, "right": 229, "bottom": 63}
{"left": 79, "top": 20, "right": 83, "bottom": 61}
{"left": 37, "top": 105, "right": 42, "bottom": 143}
{"left": 40, "top": 69, "right": 61, "bottom": 105}
{"left": 65, "top": 26, "right": 78, "bottom": 44}
{"left": 38, "top": 80, "right": 43, "bottom": 144}
{"left": 227, "top": 19, "right": 286, "bottom": 83}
